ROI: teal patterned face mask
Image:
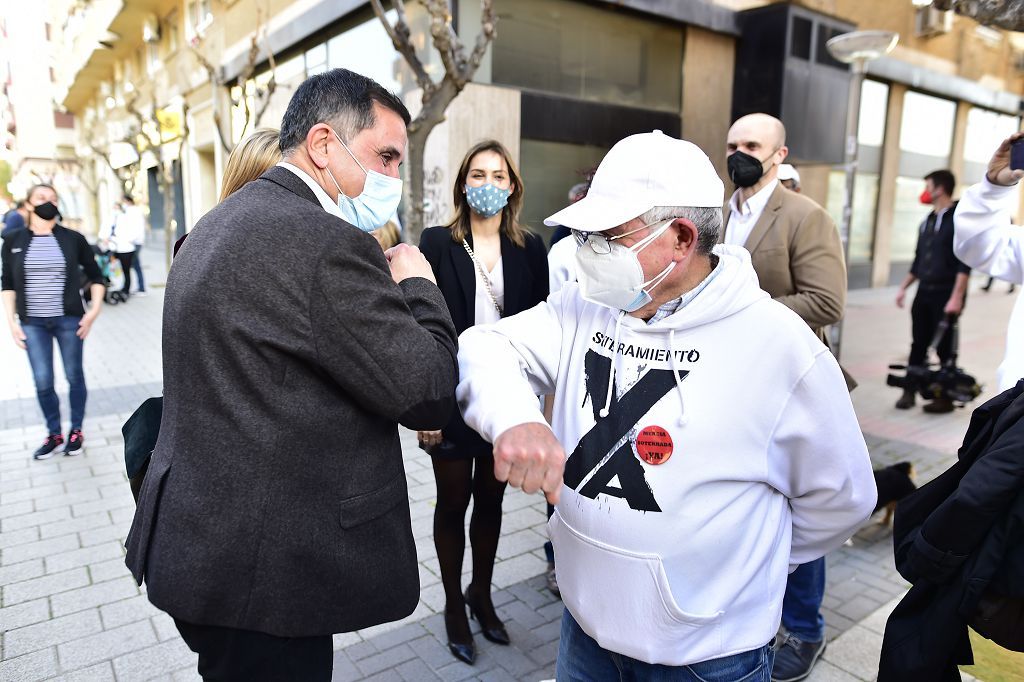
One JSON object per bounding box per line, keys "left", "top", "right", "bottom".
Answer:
{"left": 465, "top": 183, "right": 512, "bottom": 218}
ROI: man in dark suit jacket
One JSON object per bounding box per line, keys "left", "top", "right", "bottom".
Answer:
{"left": 125, "top": 69, "right": 459, "bottom": 681}
{"left": 722, "top": 113, "right": 849, "bottom": 682}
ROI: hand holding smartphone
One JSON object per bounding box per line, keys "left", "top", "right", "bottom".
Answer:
{"left": 1011, "top": 138, "right": 1024, "bottom": 172}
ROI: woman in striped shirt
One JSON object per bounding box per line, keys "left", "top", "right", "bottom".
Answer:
{"left": 1, "top": 184, "right": 106, "bottom": 460}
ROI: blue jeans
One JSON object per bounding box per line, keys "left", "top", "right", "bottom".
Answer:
{"left": 781, "top": 558, "right": 825, "bottom": 642}
{"left": 557, "top": 610, "right": 774, "bottom": 681}
{"left": 132, "top": 248, "right": 146, "bottom": 292}
{"left": 22, "top": 316, "right": 87, "bottom": 435}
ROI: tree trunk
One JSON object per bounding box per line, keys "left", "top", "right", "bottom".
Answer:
{"left": 405, "top": 127, "right": 428, "bottom": 245}
{"left": 403, "top": 81, "right": 460, "bottom": 245}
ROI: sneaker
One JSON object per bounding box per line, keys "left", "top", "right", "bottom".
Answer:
{"left": 923, "top": 398, "right": 955, "bottom": 414}
{"left": 771, "top": 634, "right": 826, "bottom": 682}
{"left": 546, "top": 562, "right": 561, "bottom": 599}
{"left": 32, "top": 435, "right": 64, "bottom": 461}
{"left": 135, "top": 291, "right": 147, "bottom": 297}
{"left": 64, "top": 429, "right": 84, "bottom": 456}
{"left": 894, "top": 389, "right": 915, "bottom": 410}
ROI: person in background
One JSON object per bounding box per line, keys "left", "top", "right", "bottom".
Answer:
{"left": 778, "top": 163, "right": 801, "bottom": 193}
{"left": 99, "top": 195, "right": 144, "bottom": 301}
{"left": 542, "top": 179, "right": 591, "bottom": 599}
{"left": 2, "top": 200, "right": 29, "bottom": 238}
{"left": 1, "top": 184, "right": 105, "bottom": 459}
{"left": 372, "top": 219, "right": 402, "bottom": 250}
{"left": 894, "top": 169, "right": 971, "bottom": 413}
{"left": 723, "top": 113, "right": 849, "bottom": 682}
{"left": 980, "top": 275, "right": 1014, "bottom": 294}
{"left": 419, "top": 139, "right": 549, "bottom": 665}
{"left": 953, "top": 132, "right": 1024, "bottom": 392}
{"left": 120, "top": 195, "right": 148, "bottom": 297}
{"left": 174, "top": 129, "right": 282, "bottom": 257}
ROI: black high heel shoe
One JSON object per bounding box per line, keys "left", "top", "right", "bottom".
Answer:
{"left": 464, "top": 589, "right": 511, "bottom": 646}
{"left": 444, "top": 607, "right": 476, "bottom": 664}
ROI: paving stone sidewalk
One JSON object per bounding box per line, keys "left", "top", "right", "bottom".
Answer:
{"left": 1, "top": 249, "right": 1018, "bottom": 681}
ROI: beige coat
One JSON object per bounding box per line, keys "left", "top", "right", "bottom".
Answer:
{"left": 723, "top": 183, "right": 855, "bottom": 387}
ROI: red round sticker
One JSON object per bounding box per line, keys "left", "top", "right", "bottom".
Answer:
{"left": 635, "top": 425, "right": 673, "bottom": 465}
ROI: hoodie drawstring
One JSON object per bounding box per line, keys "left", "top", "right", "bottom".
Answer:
{"left": 668, "top": 329, "right": 687, "bottom": 427}
{"left": 599, "top": 312, "right": 625, "bottom": 418}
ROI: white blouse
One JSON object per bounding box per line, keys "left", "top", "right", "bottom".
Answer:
{"left": 473, "top": 256, "right": 504, "bottom": 325}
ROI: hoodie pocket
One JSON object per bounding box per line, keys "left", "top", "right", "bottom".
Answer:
{"left": 549, "top": 509, "right": 724, "bottom": 666}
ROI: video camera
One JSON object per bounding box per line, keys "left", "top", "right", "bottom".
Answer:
{"left": 887, "top": 315, "right": 982, "bottom": 405}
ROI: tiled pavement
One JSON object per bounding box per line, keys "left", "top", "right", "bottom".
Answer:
{"left": 1, "top": 238, "right": 1019, "bottom": 681}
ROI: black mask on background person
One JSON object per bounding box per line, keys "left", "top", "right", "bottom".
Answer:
{"left": 33, "top": 202, "right": 60, "bottom": 221}
{"left": 727, "top": 151, "right": 769, "bottom": 188}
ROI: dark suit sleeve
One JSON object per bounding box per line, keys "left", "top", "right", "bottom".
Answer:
{"left": 776, "top": 206, "right": 846, "bottom": 329}
{"left": 309, "top": 233, "right": 458, "bottom": 431}
{"left": 76, "top": 233, "right": 104, "bottom": 286}
{"left": 1, "top": 236, "right": 13, "bottom": 291}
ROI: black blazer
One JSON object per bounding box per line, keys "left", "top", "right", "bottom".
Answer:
{"left": 125, "top": 166, "right": 458, "bottom": 637}
{"left": 878, "top": 381, "right": 1024, "bottom": 680}
{"left": 420, "top": 225, "right": 549, "bottom": 450}
{"left": 1, "top": 225, "right": 104, "bottom": 318}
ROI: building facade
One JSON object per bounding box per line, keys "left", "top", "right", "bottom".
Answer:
{"left": 53, "top": 0, "right": 1024, "bottom": 286}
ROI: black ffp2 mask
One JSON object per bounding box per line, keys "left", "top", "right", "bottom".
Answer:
{"left": 33, "top": 202, "right": 60, "bottom": 221}
{"left": 727, "top": 151, "right": 767, "bottom": 188}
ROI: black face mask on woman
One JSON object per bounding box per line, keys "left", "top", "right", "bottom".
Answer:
{"left": 33, "top": 202, "right": 60, "bottom": 221}
{"left": 727, "top": 150, "right": 772, "bottom": 188}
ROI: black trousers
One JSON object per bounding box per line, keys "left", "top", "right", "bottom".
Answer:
{"left": 174, "top": 618, "right": 333, "bottom": 682}
{"left": 908, "top": 286, "right": 958, "bottom": 367}
{"left": 115, "top": 251, "right": 134, "bottom": 295}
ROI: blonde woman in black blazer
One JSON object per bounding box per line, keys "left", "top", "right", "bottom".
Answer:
{"left": 419, "top": 140, "right": 549, "bottom": 665}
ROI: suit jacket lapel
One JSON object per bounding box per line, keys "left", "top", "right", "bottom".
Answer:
{"left": 452, "top": 232, "right": 476, "bottom": 323}
{"left": 743, "top": 184, "right": 785, "bottom": 254}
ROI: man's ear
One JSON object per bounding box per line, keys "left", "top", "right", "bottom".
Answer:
{"left": 776, "top": 145, "right": 789, "bottom": 164}
{"left": 306, "top": 125, "right": 332, "bottom": 169}
{"left": 673, "top": 218, "right": 698, "bottom": 255}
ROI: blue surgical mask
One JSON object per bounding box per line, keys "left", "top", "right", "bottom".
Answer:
{"left": 465, "top": 183, "right": 511, "bottom": 218}
{"left": 326, "top": 129, "right": 403, "bottom": 232}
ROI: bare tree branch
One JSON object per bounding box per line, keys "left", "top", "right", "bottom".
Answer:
{"left": 370, "top": 0, "right": 434, "bottom": 93}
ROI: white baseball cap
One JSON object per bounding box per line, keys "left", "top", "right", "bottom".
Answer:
{"left": 544, "top": 130, "right": 724, "bottom": 232}
{"left": 778, "top": 163, "right": 800, "bottom": 183}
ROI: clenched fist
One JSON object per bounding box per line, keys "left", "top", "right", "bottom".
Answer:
{"left": 493, "top": 423, "right": 566, "bottom": 504}
{"left": 385, "top": 244, "right": 436, "bottom": 285}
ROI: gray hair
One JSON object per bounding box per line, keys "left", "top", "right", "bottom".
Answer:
{"left": 279, "top": 68, "right": 410, "bottom": 154}
{"left": 639, "top": 205, "right": 722, "bottom": 256}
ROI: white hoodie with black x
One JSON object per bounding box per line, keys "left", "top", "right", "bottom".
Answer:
{"left": 457, "top": 244, "right": 876, "bottom": 667}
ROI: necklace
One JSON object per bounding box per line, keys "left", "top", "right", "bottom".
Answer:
{"left": 462, "top": 239, "right": 503, "bottom": 317}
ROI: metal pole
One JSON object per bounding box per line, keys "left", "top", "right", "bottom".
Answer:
{"left": 832, "top": 58, "right": 866, "bottom": 363}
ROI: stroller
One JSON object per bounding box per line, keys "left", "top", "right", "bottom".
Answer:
{"left": 89, "top": 244, "right": 128, "bottom": 304}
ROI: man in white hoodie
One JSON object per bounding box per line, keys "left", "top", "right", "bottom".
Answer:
{"left": 953, "top": 131, "right": 1024, "bottom": 392}
{"left": 457, "top": 131, "right": 876, "bottom": 680}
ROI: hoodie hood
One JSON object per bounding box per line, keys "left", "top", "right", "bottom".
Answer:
{"left": 620, "top": 243, "right": 768, "bottom": 333}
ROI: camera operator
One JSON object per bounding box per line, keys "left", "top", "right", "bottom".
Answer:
{"left": 953, "top": 131, "right": 1024, "bottom": 393}
{"left": 894, "top": 170, "right": 972, "bottom": 413}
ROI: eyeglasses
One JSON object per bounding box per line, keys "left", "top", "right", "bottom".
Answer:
{"left": 571, "top": 220, "right": 670, "bottom": 255}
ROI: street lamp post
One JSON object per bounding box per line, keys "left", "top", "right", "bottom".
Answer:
{"left": 826, "top": 30, "right": 899, "bottom": 362}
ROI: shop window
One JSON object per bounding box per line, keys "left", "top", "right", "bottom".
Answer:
{"left": 519, "top": 139, "right": 607, "bottom": 234}
{"left": 491, "top": 0, "right": 683, "bottom": 113}
{"left": 790, "top": 17, "right": 812, "bottom": 60}
{"left": 826, "top": 171, "right": 878, "bottom": 264}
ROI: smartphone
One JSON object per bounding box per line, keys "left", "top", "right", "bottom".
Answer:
{"left": 1011, "top": 139, "right": 1024, "bottom": 171}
